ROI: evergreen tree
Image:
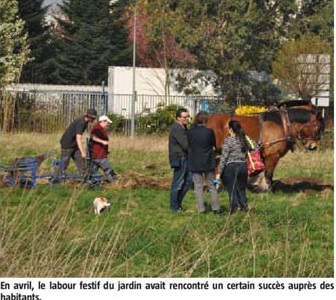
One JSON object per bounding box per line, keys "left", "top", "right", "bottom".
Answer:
{"left": 292, "top": 0, "right": 333, "bottom": 43}
{"left": 53, "top": 0, "right": 132, "bottom": 85}
{"left": 17, "top": 0, "right": 54, "bottom": 83}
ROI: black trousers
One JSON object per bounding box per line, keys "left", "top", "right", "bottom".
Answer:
{"left": 221, "top": 162, "right": 248, "bottom": 212}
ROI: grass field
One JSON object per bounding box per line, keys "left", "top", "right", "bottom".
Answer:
{"left": 0, "top": 133, "right": 333, "bottom": 277}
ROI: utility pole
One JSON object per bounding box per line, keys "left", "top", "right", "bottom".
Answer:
{"left": 131, "top": 0, "right": 137, "bottom": 137}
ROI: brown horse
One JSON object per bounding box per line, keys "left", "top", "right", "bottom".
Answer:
{"left": 207, "top": 102, "right": 325, "bottom": 192}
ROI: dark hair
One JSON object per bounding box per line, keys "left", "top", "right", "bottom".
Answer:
{"left": 228, "top": 120, "right": 249, "bottom": 152}
{"left": 175, "top": 108, "right": 188, "bottom": 119}
{"left": 194, "top": 111, "right": 209, "bottom": 125}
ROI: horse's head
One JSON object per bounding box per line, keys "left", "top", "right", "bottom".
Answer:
{"left": 297, "top": 109, "right": 325, "bottom": 151}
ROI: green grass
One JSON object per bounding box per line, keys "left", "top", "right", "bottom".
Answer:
{"left": 0, "top": 133, "right": 333, "bottom": 277}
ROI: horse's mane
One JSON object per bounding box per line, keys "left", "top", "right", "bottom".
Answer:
{"left": 287, "top": 108, "right": 311, "bottom": 123}
{"left": 276, "top": 100, "right": 311, "bottom": 108}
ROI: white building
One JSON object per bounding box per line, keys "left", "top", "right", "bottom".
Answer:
{"left": 107, "top": 66, "right": 219, "bottom": 116}
{"left": 107, "top": 66, "right": 218, "bottom": 96}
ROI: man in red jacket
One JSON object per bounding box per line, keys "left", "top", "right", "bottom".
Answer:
{"left": 89, "top": 115, "right": 118, "bottom": 183}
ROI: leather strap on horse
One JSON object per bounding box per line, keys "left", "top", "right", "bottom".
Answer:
{"left": 279, "top": 107, "right": 288, "bottom": 136}
{"left": 261, "top": 107, "right": 295, "bottom": 151}
{"left": 280, "top": 108, "right": 295, "bottom": 152}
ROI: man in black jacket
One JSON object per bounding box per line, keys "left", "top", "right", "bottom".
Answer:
{"left": 59, "top": 108, "right": 98, "bottom": 176}
{"left": 168, "top": 108, "right": 192, "bottom": 212}
{"left": 188, "top": 111, "right": 221, "bottom": 214}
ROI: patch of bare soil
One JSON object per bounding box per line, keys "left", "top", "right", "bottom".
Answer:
{"left": 272, "top": 177, "right": 334, "bottom": 194}
{"left": 97, "top": 174, "right": 335, "bottom": 195}
{"left": 108, "top": 171, "right": 171, "bottom": 190}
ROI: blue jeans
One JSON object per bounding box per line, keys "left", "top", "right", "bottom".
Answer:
{"left": 170, "top": 156, "right": 193, "bottom": 211}
{"left": 92, "top": 158, "right": 113, "bottom": 174}
{"left": 221, "top": 162, "right": 248, "bottom": 212}
{"left": 91, "top": 158, "right": 117, "bottom": 182}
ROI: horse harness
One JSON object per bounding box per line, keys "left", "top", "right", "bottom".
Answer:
{"left": 258, "top": 107, "right": 307, "bottom": 152}
{"left": 227, "top": 106, "right": 321, "bottom": 152}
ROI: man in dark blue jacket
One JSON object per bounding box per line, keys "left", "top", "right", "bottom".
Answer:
{"left": 168, "top": 108, "right": 192, "bottom": 212}
{"left": 187, "top": 111, "right": 221, "bottom": 214}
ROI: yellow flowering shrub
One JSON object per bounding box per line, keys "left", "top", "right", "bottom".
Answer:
{"left": 235, "top": 105, "right": 267, "bottom": 115}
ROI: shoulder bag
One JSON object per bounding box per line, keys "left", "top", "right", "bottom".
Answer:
{"left": 245, "top": 136, "right": 265, "bottom": 176}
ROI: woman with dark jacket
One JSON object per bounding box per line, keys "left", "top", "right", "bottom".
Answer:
{"left": 188, "top": 111, "right": 221, "bottom": 214}
{"left": 218, "top": 120, "right": 249, "bottom": 214}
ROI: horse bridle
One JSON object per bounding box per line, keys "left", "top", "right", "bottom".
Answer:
{"left": 260, "top": 108, "right": 322, "bottom": 150}
{"left": 297, "top": 117, "right": 323, "bottom": 143}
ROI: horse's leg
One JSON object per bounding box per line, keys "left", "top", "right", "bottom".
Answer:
{"left": 247, "top": 172, "right": 269, "bottom": 192}
{"left": 263, "top": 153, "right": 281, "bottom": 191}
{"left": 264, "top": 170, "right": 274, "bottom": 189}
{"left": 247, "top": 153, "right": 280, "bottom": 192}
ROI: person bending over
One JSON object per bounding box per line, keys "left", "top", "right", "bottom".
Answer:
{"left": 58, "top": 108, "right": 98, "bottom": 177}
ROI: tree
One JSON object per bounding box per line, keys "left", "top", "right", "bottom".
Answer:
{"left": 272, "top": 35, "right": 331, "bottom": 100}
{"left": 127, "top": 0, "right": 197, "bottom": 69}
{"left": 171, "top": 0, "right": 283, "bottom": 100}
{"left": 17, "top": 0, "right": 54, "bottom": 83}
{"left": 130, "top": 0, "right": 333, "bottom": 102}
{"left": 0, "top": 0, "right": 30, "bottom": 131}
{"left": 291, "top": 0, "right": 333, "bottom": 43}
{"left": 125, "top": 0, "right": 197, "bottom": 96}
{"left": 52, "top": 0, "right": 132, "bottom": 85}
{"left": 0, "top": 0, "right": 30, "bottom": 87}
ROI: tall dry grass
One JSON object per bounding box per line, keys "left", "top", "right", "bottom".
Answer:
{"left": 0, "top": 133, "right": 168, "bottom": 159}
{"left": 0, "top": 133, "right": 333, "bottom": 277}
